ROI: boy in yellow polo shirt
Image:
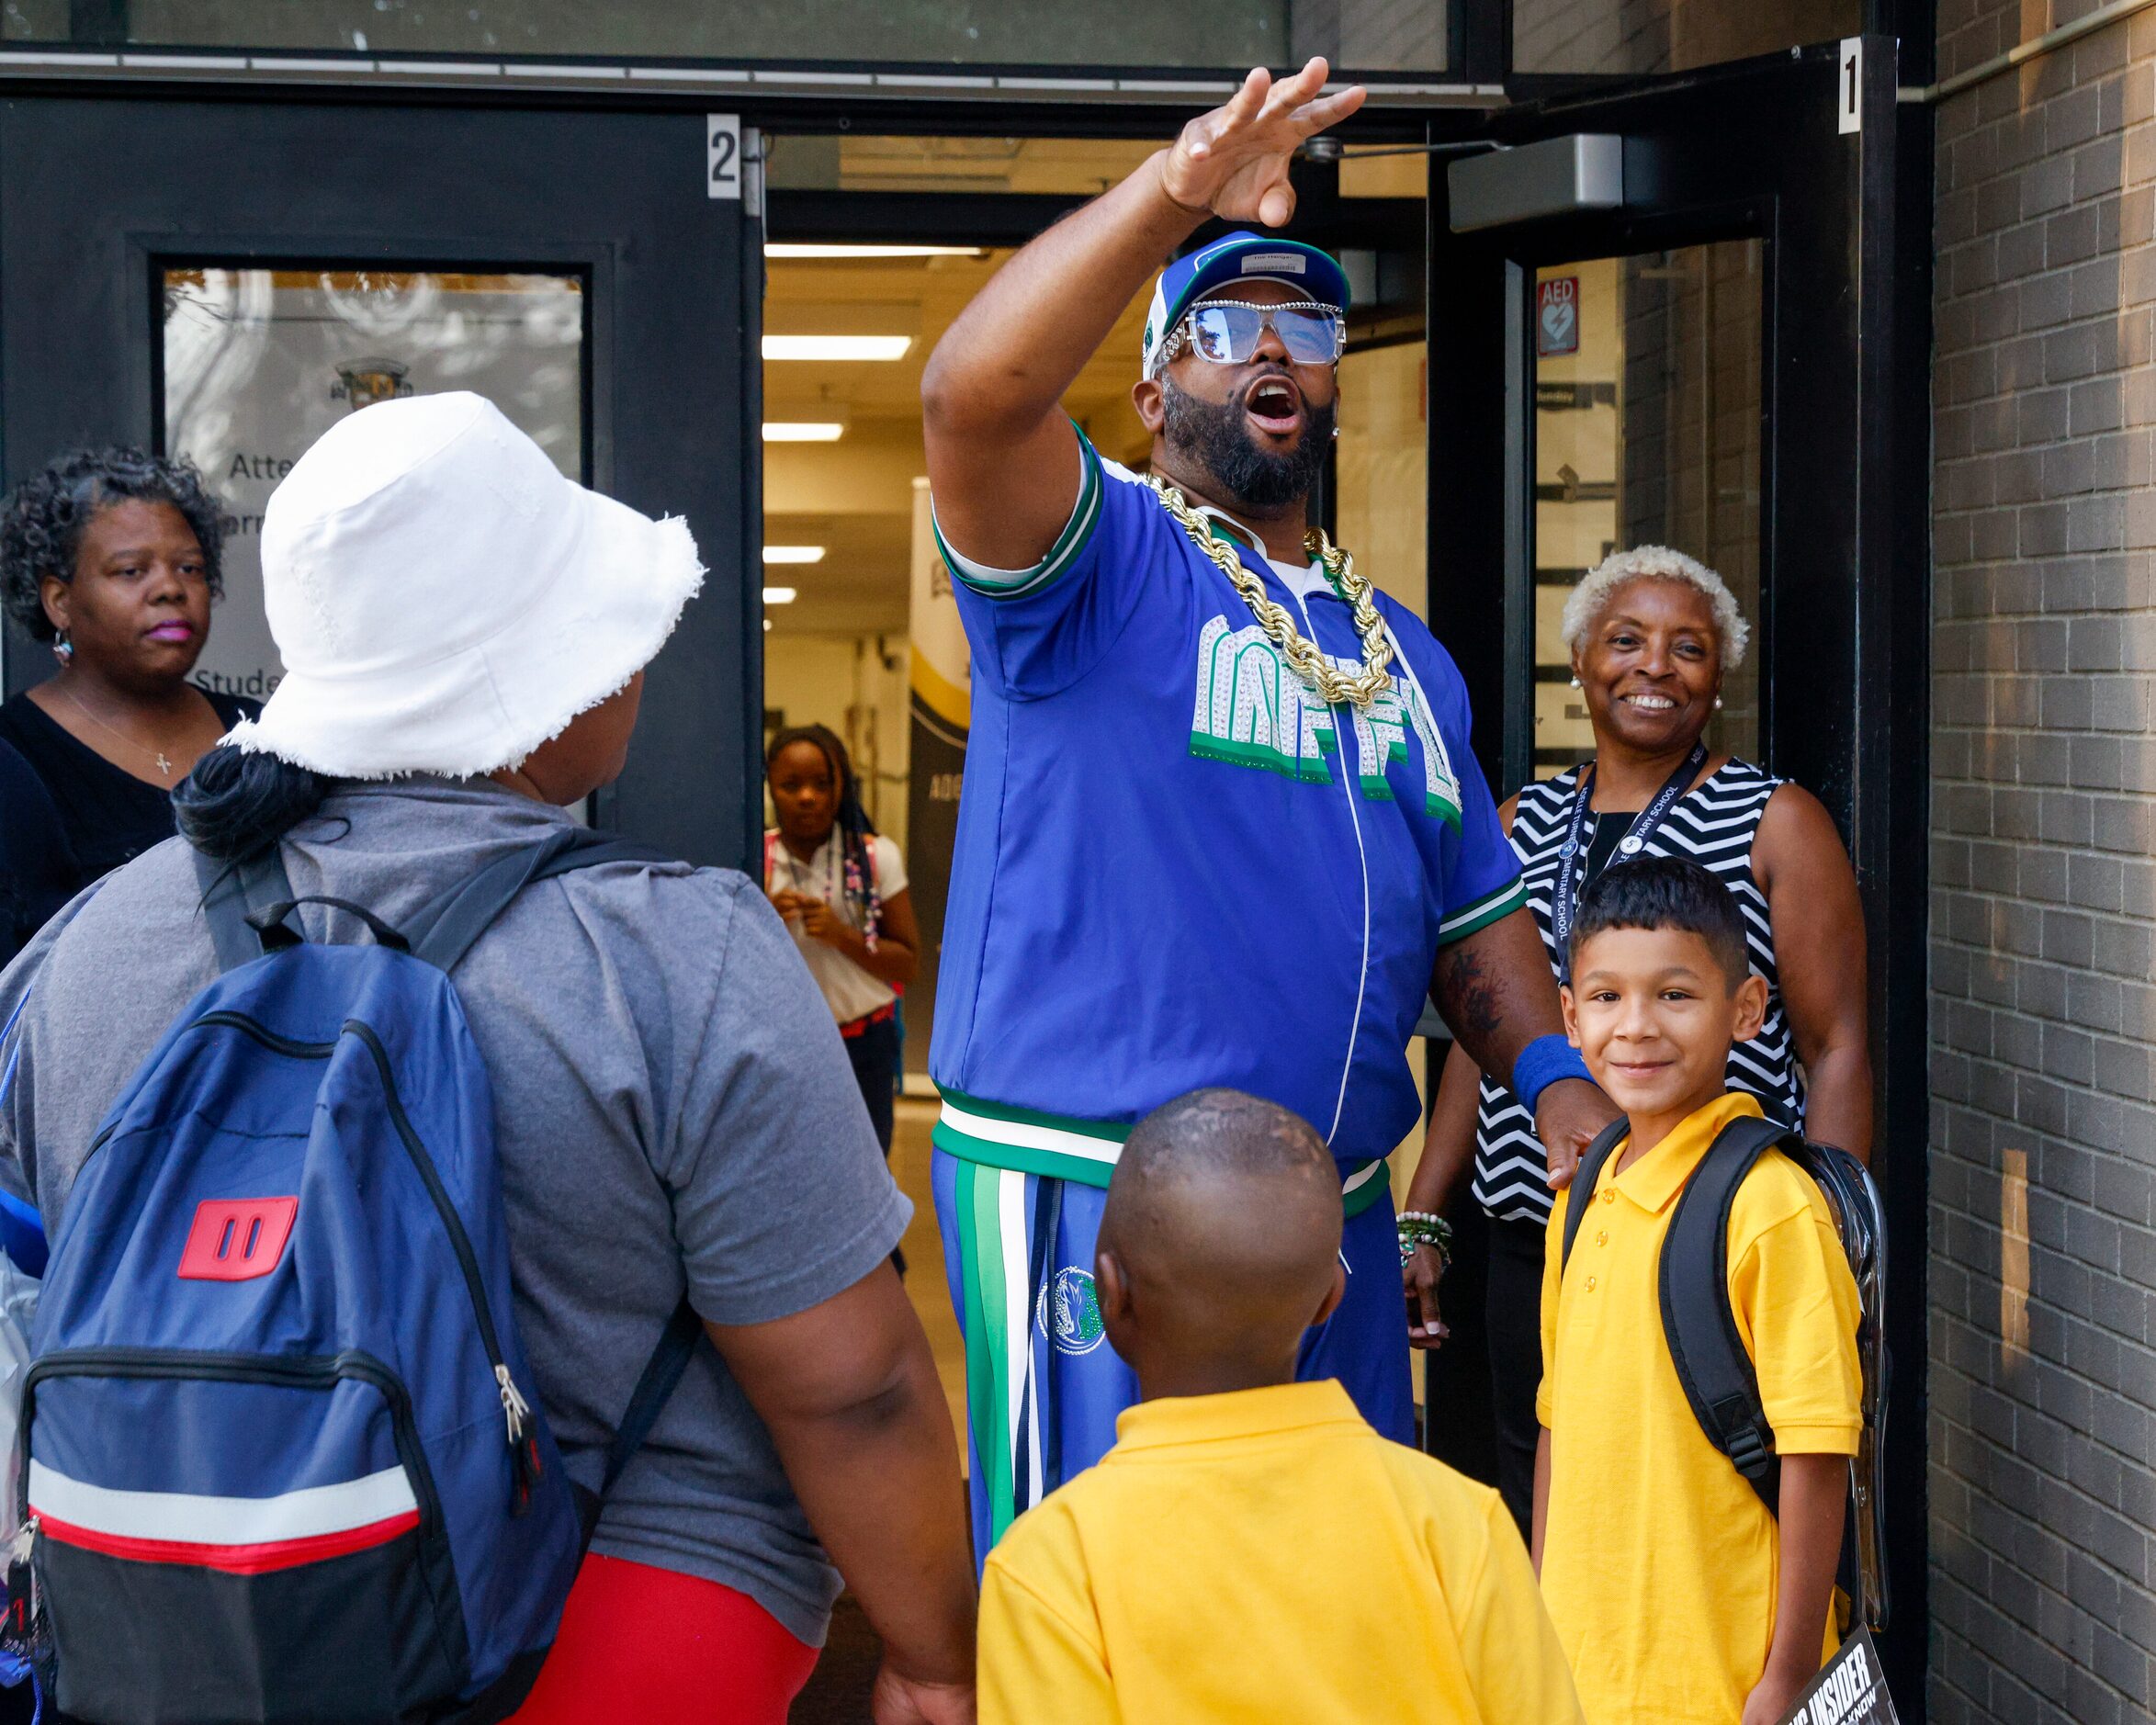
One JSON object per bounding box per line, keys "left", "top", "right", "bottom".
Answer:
{"left": 1535, "top": 857, "right": 1861, "bottom": 1725}
{"left": 978, "top": 1088, "right": 1583, "bottom": 1725}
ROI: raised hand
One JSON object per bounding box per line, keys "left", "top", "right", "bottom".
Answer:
{"left": 1158, "top": 58, "right": 1367, "bottom": 229}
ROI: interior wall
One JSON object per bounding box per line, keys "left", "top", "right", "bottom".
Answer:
{"left": 1338, "top": 338, "right": 1431, "bottom": 622}
{"left": 763, "top": 632, "right": 912, "bottom": 851}
{"left": 1336, "top": 336, "right": 1436, "bottom": 1198}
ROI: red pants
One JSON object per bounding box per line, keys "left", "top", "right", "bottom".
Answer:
{"left": 511, "top": 1552, "right": 819, "bottom": 1724}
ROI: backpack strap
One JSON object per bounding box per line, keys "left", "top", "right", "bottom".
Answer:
{"left": 193, "top": 846, "right": 300, "bottom": 972}
{"left": 1780, "top": 1136, "right": 1893, "bottom": 1630}
{"left": 1559, "top": 1116, "right": 1631, "bottom": 1275}
{"left": 403, "top": 826, "right": 695, "bottom": 1546}
{"left": 573, "top": 1297, "right": 703, "bottom": 1550}
{"left": 1657, "top": 1112, "right": 1793, "bottom": 1513}
{"left": 404, "top": 828, "right": 672, "bottom": 973}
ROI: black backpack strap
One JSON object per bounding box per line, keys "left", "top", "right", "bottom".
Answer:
{"left": 1559, "top": 1115, "right": 1631, "bottom": 1275}
{"left": 405, "top": 827, "right": 672, "bottom": 973}
{"left": 402, "top": 825, "right": 690, "bottom": 1546}
{"left": 457, "top": 1300, "right": 702, "bottom": 1725}
{"left": 574, "top": 1296, "right": 703, "bottom": 1549}
{"left": 193, "top": 845, "right": 299, "bottom": 972}
{"left": 1658, "top": 1112, "right": 1793, "bottom": 1512}
{"left": 1780, "top": 1136, "right": 1893, "bottom": 1630}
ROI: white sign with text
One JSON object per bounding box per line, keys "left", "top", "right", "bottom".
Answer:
{"left": 162, "top": 267, "right": 583, "bottom": 702}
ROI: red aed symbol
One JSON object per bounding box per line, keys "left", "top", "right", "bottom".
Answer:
{"left": 178, "top": 1197, "right": 299, "bottom": 1282}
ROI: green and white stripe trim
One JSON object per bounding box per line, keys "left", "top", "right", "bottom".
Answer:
{"left": 932, "top": 1088, "right": 1129, "bottom": 1187}
{"left": 934, "top": 1087, "right": 1391, "bottom": 1217}
{"left": 931, "top": 427, "right": 1103, "bottom": 603}
{"left": 1338, "top": 1156, "right": 1389, "bottom": 1217}
{"left": 947, "top": 1158, "right": 1040, "bottom": 1546}
{"left": 1438, "top": 874, "right": 1529, "bottom": 945}
{"left": 947, "top": 1144, "right": 1390, "bottom": 1551}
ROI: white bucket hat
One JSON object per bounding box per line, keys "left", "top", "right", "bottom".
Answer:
{"left": 224, "top": 391, "right": 704, "bottom": 780}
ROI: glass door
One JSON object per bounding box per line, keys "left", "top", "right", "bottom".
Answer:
{"left": 1424, "top": 39, "right": 1930, "bottom": 1707}
{"left": 1530, "top": 242, "right": 1764, "bottom": 777}
{"left": 0, "top": 96, "right": 762, "bottom": 869}
{"left": 161, "top": 267, "right": 590, "bottom": 706}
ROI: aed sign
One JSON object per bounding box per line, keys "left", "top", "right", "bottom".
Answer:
{"left": 1536, "top": 276, "right": 1580, "bottom": 357}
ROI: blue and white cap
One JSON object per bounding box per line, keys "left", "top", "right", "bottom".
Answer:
{"left": 1140, "top": 231, "right": 1352, "bottom": 379}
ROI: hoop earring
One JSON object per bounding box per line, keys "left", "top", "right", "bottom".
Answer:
{"left": 51, "top": 630, "right": 72, "bottom": 667}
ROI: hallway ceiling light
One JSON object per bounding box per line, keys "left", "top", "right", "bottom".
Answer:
{"left": 762, "top": 334, "right": 911, "bottom": 361}
{"left": 763, "top": 546, "right": 827, "bottom": 565}
{"left": 762, "top": 586, "right": 798, "bottom": 604}
{"left": 768, "top": 244, "right": 986, "bottom": 260}
{"left": 762, "top": 422, "right": 847, "bottom": 442}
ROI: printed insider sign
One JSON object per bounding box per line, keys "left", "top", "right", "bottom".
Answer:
{"left": 1777, "top": 1629, "right": 1899, "bottom": 1725}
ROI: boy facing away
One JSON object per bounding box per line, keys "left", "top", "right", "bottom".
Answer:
{"left": 1535, "top": 858, "right": 1861, "bottom": 1725}
{"left": 978, "top": 1088, "right": 1583, "bottom": 1725}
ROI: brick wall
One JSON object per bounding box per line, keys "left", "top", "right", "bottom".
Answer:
{"left": 1929, "top": 4, "right": 2156, "bottom": 1719}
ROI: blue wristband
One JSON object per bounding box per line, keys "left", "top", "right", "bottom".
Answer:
{"left": 1511, "top": 1033, "right": 1592, "bottom": 1117}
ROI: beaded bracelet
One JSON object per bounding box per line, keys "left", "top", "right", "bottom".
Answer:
{"left": 1397, "top": 1210, "right": 1453, "bottom": 1271}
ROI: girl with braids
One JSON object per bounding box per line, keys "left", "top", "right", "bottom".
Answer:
{"left": 764, "top": 724, "right": 920, "bottom": 1155}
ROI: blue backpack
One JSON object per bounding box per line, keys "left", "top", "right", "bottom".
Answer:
{"left": 7, "top": 829, "right": 698, "bottom": 1724}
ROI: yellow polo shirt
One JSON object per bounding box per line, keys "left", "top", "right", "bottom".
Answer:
{"left": 978, "top": 1380, "right": 1584, "bottom": 1725}
{"left": 1537, "top": 1090, "right": 1861, "bottom": 1725}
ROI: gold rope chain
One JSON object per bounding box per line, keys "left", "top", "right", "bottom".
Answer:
{"left": 1144, "top": 475, "right": 1396, "bottom": 710}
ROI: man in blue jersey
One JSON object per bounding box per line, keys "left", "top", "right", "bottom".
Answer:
{"left": 920, "top": 57, "right": 1619, "bottom": 1556}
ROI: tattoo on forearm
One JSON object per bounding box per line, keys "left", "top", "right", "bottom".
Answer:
{"left": 1436, "top": 944, "right": 1503, "bottom": 1046}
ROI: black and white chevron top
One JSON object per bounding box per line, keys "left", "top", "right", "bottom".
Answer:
{"left": 1472, "top": 759, "right": 1802, "bottom": 1224}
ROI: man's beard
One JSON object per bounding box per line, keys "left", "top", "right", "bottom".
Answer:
{"left": 1160, "top": 374, "right": 1335, "bottom": 512}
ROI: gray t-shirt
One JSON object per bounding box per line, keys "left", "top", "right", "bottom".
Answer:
{"left": 0, "top": 777, "right": 909, "bottom": 1646}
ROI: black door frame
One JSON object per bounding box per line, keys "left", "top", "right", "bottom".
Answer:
{"left": 0, "top": 41, "right": 1936, "bottom": 1707}
{"left": 0, "top": 73, "right": 1449, "bottom": 882}
{"left": 1428, "top": 39, "right": 1931, "bottom": 1711}
{"left": 0, "top": 88, "right": 764, "bottom": 872}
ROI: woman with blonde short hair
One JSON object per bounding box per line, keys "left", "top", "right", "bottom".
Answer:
{"left": 1400, "top": 544, "right": 1871, "bottom": 1533}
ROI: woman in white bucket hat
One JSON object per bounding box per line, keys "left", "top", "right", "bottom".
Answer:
{"left": 0, "top": 394, "right": 977, "bottom": 1724}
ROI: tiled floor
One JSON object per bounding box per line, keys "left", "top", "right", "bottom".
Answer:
{"left": 890, "top": 1097, "right": 968, "bottom": 1445}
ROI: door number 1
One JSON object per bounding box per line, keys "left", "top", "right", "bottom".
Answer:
{"left": 708, "top": 113, "right": 741, "bottom": 199}
{"left": 1838, "top": 38, "right": 1862, "bottom": 135}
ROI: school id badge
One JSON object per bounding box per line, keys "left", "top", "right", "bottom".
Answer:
{"left": 1775, "top": 1629, "right": 1899, "bottom": 1725}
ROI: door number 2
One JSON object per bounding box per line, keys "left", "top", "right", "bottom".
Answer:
{"left": 708, "top": 113, "right": 741, "bottom": 199}
{"left": 1838, "top": 38, "right": 1862, "bottom": 135}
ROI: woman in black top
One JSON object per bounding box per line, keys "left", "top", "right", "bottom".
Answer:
{"left": 0, "top": 448, "right": 254, "bottom": 964}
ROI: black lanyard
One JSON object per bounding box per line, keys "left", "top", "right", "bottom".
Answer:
{"left": 1551, "top": 741, "right": 1709, "bottom": 979}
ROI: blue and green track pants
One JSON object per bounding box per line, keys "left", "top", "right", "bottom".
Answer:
{"left": 931, "top": 1146, "right": 1414, "bottom": 1563}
